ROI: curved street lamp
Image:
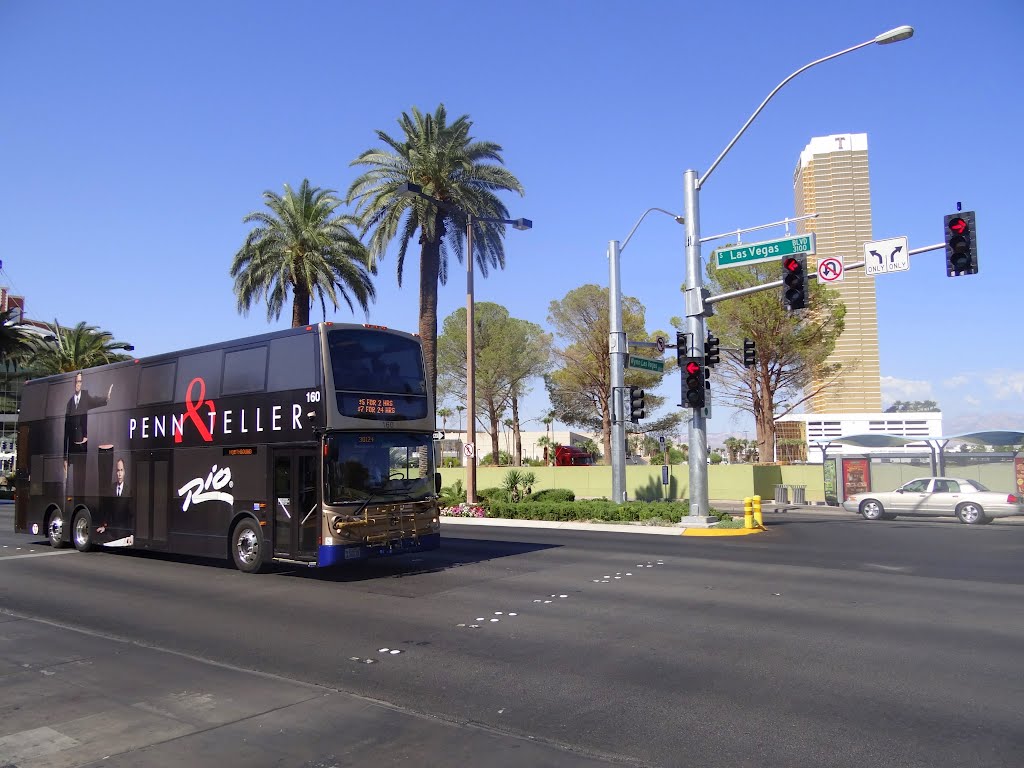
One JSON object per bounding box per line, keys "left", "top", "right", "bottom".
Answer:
{"left": 682, "top": 25, "right": 914, "bottom": 520}
{"left": 397, "top": 182, "right": 532, "bottom": 504}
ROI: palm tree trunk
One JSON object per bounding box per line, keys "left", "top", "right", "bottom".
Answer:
{"left": 419, "top": 228, "right": 443, "bottom": 401}
{"left": 291, "top": 281, "right": 311, "bottom": 327}
{"left": 489, "top": 412, "right": 501, "bottom": 465}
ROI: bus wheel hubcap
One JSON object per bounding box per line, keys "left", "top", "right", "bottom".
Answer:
{"left": 237, "top": 530, "right": 258, "bottom": 564}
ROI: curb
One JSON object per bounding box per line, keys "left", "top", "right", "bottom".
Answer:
{"left": 440, "top": 516, "right": 766, "bottom": 537}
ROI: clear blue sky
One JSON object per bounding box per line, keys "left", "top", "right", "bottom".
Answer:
{"left": 2, "top": 0, "right": 1021, "bottom": 442}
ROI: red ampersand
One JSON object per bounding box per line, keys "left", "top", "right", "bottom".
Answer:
{"left": 174, "top": 377, "right": 216, "bottom": 443}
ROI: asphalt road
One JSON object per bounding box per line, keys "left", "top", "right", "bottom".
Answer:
{"left": 2, "top": 505, "right": 1023, "bottom": 767}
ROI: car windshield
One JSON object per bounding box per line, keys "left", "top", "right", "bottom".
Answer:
{"left": 324, "top": 432, "right": 436, "bottom": 505}
{"left": 965, "top": 480, "right": 990, "bottom": 492}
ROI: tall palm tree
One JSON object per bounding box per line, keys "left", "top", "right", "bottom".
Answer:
{"left": 27, "top": 320, "right": 133, "bottom": 375}
{"left": 437, "top": 407, "right": 452, "bottom": 429}
{"left": 455, "top": 404, "right": 465, "bottom": 433}
{"left": 232, "top": 180, "right": 376, "bottom": 327}
{"left": 347, "top": 104, "right": 525, "bottom": 398}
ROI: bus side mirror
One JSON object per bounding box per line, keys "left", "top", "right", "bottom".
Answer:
{"left": 435, "top": 472, "right": 442, "bottom": 494}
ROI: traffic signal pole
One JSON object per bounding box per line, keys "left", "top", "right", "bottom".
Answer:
{"left": 608, "top": 239, "right": 627, "bottom": 503}
{"left": 682, "top": 169, "right": 712, "bottom": 520}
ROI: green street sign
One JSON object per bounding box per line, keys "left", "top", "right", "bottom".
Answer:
{"left": 628, "top": 355, "right": 664, "bottom": 373}
{"left": 714, "top": 233, "right": 816, "bottom": 270}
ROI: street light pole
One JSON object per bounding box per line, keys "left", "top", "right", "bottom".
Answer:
{"left": 395, "top": 183, "right": 531, "bottom": 505}
{"left": 681, "top": 25, "right": 913, "bottom": 519}
{"left": 609, "top": 208, "right": 684, "bottom": 504}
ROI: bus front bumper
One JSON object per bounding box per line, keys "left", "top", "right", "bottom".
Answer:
{"left": 317, "top": 532, "right": 441, "bottom": 566}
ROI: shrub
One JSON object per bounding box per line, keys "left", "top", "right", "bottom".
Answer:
{"left": 486, "top": 499, "right": 695, "bottom": 524}
{"left": 439, "top": 479, "right": 466, "bottom": 507}
{"left": 477, "top": 486, "right": 509, "bottom": 504}
{"left": 527, "top": 488, "right": 575, "bottom": 503}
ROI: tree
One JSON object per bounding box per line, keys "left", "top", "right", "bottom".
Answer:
{"left": 347, "top": 104, "right": 525, "bottom": 399}
{"left": 885, "top": 399, "right": 940, "bottom": 412}
{"left": 546, "top": 284, "right": 682, "bottom": 464}
{"left": 231, "top": 180, "right": 375, "bottom": 328}
{"left": 681, "top": 259, "right": 846, "bottom": 462}
{"left": 437, "top": 407, "right": 452, "bottom": 429}
{"left": 437, "top": 303, "right": 549, "bottom": 467}
{"left": 0, "top": 308, "right": 31, "bottom": 369}
{"left": 26, "top": 320, "right": 133, "bottom": 375}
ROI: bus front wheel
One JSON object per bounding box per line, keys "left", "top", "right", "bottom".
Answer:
{"left": 47, "top": 510, "right": 68, "bottom": 549}
{"left": 231, "top": 519, "right": 267, "bottom": 574}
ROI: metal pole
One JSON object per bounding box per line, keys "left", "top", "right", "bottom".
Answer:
{"left": 683, "top": 169, "right": 710, "bottom": 518}
{"left": 608, "top": 240, "right": 627, "bottom": 503}
{"left": 466, "top": 215, "right": 477, "bottom": 504}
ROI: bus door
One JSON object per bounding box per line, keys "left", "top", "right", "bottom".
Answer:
{"left": 134, "top": 450, "right": 171, "bottom": 547}
{"left": 272, "top": 448, "right": 320, "bottom": 561}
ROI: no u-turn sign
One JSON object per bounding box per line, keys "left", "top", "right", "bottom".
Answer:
{"left": 817, "top": 256, "right": 844, "bottom": 283}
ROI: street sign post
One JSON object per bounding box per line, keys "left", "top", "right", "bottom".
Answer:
{"left": 628, "top": 355, "right": 665, "bottom": 373}
{"left": 714, "top": 234, "right": 816, "bottom": 270}
{"left": 864, "top": 236, "right": 910, "bottom": 275}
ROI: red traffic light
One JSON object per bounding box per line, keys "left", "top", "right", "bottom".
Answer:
{"left": 783, "top": 257, "right": 801, "bottom": 272}
{"left": 948, "top": 217, "right": 967, "bottom": 235}
{"left": 685, "top": 360, "right": 702, "bottom": 375}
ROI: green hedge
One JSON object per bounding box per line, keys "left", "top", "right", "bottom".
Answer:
{"left": 526, "top": 488, "right": 575, "bottom": 503}
{"left": 486, "top": 499, "right": 692, "bottom": 523}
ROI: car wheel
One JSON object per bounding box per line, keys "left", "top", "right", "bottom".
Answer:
{"left": 231, "top": 518, "right": 266, "bottom": 573}
{"left": 72, "top": 510, "right": 95, "bottom": 552}
{"left": 47, "top": 510, "right": 67, "bottom": 548}
{"left": 956, "top": 502, "right": 986, "bottom": 525}
{"left": 859, "top": 499, "right": 886, "bottom": 521}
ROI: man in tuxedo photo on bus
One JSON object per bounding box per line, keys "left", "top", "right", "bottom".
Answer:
{"left": 63, "top": 370, "right": 113, "bottom": 501}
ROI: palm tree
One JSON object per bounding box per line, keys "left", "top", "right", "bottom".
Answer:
{"left": 231, "top": 180, "right": 376, "bottom": 327}
{"left": 347, "top": 104, "right": 525, "bottom": 398}
{"left": 0, "top": 308, "right": 30, "bottom": 369}
{"left": 27, "top": 320, "right": 133, "bottom": 375}
{"left": 437, "top": 407, "right": 452, "bottom": 429}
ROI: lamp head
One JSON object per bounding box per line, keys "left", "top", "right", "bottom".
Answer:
{"left": 396, "top": 182, "right": 424, "bottom": 197}
{"left": 875, "top": 25, "right": 913, "bottom": 44}
{"left": 511, "top": 218, "right": 533, "bottom": 231}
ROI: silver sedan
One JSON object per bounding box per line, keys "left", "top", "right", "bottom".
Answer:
{"left": 842, "top": 477, "right": 1024, "bottom": 525}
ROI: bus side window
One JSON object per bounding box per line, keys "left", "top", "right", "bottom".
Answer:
{"left": 268, "top": 334, "right": 318, "bottom": 392}
{"left": 223, "top": 347, "right": 268, "bottom": 395}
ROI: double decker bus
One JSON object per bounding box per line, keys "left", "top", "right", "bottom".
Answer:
{"left": 14, "top": 323, "right": 441, "bottom": 573}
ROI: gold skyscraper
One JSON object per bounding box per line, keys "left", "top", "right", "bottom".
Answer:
{"left": 793, "top": 133, "right": 881, "bottom": 413}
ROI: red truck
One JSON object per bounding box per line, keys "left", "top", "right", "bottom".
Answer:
{"left": 553, "top": 445, "right": 595, "bottom": 466}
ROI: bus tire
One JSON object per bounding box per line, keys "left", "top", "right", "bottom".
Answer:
{"left": 47, "top": 509, "right": 68, "bottom": 549}
{"left": 72, "top": 509, "right": 96, "bottom": 552}
{"left": 231, "top": 518, "right": 266, "bottom": 574}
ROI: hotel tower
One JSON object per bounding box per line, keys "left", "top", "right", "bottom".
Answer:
{"left": 793, "top": 133, "right": 881, "bottom": 413}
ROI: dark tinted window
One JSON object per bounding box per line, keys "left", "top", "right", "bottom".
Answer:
{"left": 223, "top": 347, "right": 268, "bottom": 395}
{"left": 174, "top": 351, "right": 223, "bottom": 403}
{"left": 21, "top": 382, "right": 47, "bottom": 421}
{"left": 44, "top": 381, "right": 71, "bottom": 418}
{"left": 328, "top": 329, "right": 425, "bottom": 395}
{"left": 268, "top": 333, "right": 318, "bottom": 392}
{"left": 139, "top": 363, "right": 176, "bottom": 405}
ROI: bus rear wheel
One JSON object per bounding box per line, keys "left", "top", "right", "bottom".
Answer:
{"left": 72, "top": 510, "right": 96, "bottom": 552}
{"left": 47, "top": 510, "right": 67, "bottom": 548}
{"left": 231, "top": 519, "right": 267, "bottom": 574}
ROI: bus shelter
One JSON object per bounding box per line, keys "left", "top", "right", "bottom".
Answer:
{"left": 811, "top": 430, "right": 1023, "bottom": 505}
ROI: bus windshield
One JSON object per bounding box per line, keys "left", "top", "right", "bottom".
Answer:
{"left": 328, "top": 328, "right": 428, "bottom": 421}
{"left": 324, "top": 432, "right": 436, "bottom": 504}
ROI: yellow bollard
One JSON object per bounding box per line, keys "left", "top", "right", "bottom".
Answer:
{"left": 743, "top": 496, "right": 753, "bottom": 529}
{"left": 753, "top": 495, "right": 763, "bottom": 528}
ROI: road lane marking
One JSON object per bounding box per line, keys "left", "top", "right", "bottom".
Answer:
{"left": 0, "top": 549, "right": 77, "bottom": 562}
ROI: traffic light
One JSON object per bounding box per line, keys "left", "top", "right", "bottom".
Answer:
{"left": 782, "top": 255, "right": 808, "bottom": 311}
{"left": 743, "top": 338, "right": 756, "bottom": 368}
{"left": 704, "top": 334, "right": 720, "bottom": 368}
{"left": 944, "top": 211, "right": 978, "bottom": 277}
{"left": 682, "top": 357, "right": 705, "bottom": 409}
{"left": 628, "top": 386, "right": 646, "bottom": 422}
